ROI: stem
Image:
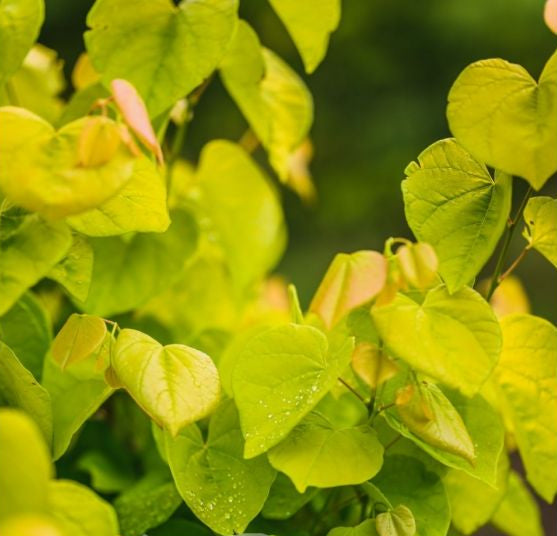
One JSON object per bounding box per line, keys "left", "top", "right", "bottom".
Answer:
{"left": 499, "top": 247, "right": 530, "bottom": 283}
{"left": 384, "top": 433, "right": 402, "bottom": 451}
{"left": 486, "top": 185, "right": 532, "bottom": 300}
{"left": 338, "top": 377, "right": 367, "bottom": 404}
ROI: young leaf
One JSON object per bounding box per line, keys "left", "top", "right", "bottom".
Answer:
{"left": 51, "top": 313, "right": 107, "bottom": 370}
{"left": 112, "top": 328, "right": 220, "bottom": 436}
{"left": 0, "top": 409, "right": 52, "bottom": 520}
{"left": 375, "top": 505, "right": 416, "bottom": 536}
{"left": 372, "top": 455, "right": 450, "bottom": 536}
{"left": 488, "top": 275, "right": 530, "bottom": 318}
{"left": 447, "top": 51, "right": 557, "bottom": 190}
{"left": 48, "top": 480, "right": 119, "bottom": 536}
{"left": 328, "top": 520, "right": 379, "bottom": 536}
{"left": 402, "top": 139, "right": 512, "bottom": 293}
{"left": 0, "top": 108, "right": 136, "bottom": 219}
{"left": 232, "top": 323, "right": 353, "bottom": 457}
{"left": 0, "top": 342, "right": 52, "bottom": 445}
{"left": 523, "top": 196, "right": 557, "bottom": 268}
{"left": 261, "top": 473, "right": 318, "bottom": 520}
{"left": 268, "top": 0, "right": 341, "bottom": 73}
{"left": 78, "top": 209, "right": 197, "bottom": 316}
{"left": 495, "top": 314, "right": 557, "bottom": 502}
{"left": 0, "top": 214, "right": 72, "bottom": 315}
{"left": 395, "top": 242, "right": 438, "bottom": 291}
{"left": 309, "top": 250, "right": 387, "bottom": 329}
{"left": 67, "top": 157, "right": 170, "bottom": 237}
{"left": 372, "top": 285, "right": 501, "bottom": 396}
{"left": 197, "top": 140, "right": 286, "bottom": 290}
{"left": 220, "top": 21, "right": 313, "bottom": 179}
{"left": 0, "top": 292, "right": 51, "bottom": 380}
{"left": 163, "top": 400, "right": 276, "bottom": 535}
{"left": 352, "top": 343, "right": 398, "bottom": 389}
{"left": 0, "top": 0, "right": 45, "bottom": 83}
{"left": 268, "top": 411, "right": 383, "bottom": 492}
{"left": 47, "top": 235, "right": 93, "bottom": 302}
{"left": 85, "top": 0, "right": 239, "bottom": 116}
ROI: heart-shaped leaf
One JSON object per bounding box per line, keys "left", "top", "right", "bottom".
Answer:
{"left": 523, "top": 196, "right": 557, "bottom": 268}
{"left": 376, "top": 505, "right": 416, "bottom": 536}
{"left": 85, "top": 0, "right": 239, "bottom": 116}
{"left": 112, "top": 329, "right": 220, "bottom": 436}
{"left": 403, "top": 139, "right": 512, "bottom": 293}
{"left": 447, "top": 51, "right": 557, "bottom": 190}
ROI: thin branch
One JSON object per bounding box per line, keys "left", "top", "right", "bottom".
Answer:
{"left": 498, "top": 247, "right": 530, "bottom": 283}
{"left": 338, "top": 377, "right": 367, "bottom": 404}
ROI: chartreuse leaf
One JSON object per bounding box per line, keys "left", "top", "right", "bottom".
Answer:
{"left": 220, "top": 21, "right": 313, "bottom": 179}
{"left": 0, "top": 214, "right": 72, "bottom": 315}
{"left": 376, "top": 505, "right": 416, "bottom": 536}
{"left": 268, "top": 411, "right": 383, "bottom": 492}
{"left": 0, "top": 342, "right": 52, "bottom": 444}
{"left": 443, "top": 453, "right": 509, "bottom": 535}
{"left": 328, "top": 520, "right": 379, "bottom": 536}
{"left": 495, "top": 314, "right": 557, "bottom": 502}
{"left": 0, "top": 514, "right": 64, "bottom": 536}
{"left": 379, "top": 374, "right": 504, "bottom": 485}
{"left": 163, "top": 400, "right": 276, "bottom": 535}
{"left": 50, "top": 313, "right": 107, "bottom": 370}
{"left": 0, "top": 0, "right": 44, "bottom": 83}
{"left": 0, "top": 292, "right": 51, "bottom": 380}
{"left": 112, "top": 328, "right": 220, "bottom": 436}
{"left": 67, "top": 157, "right": 170, "bottom": 236}
{"left": 261, "top": 472, "right": 318, "bottom": 520}
{"left": 523, "top": 196, "right": 557, "bottom": 268}
{"left": 232, "top": 323, "right": 353, "bottom": 457}
{"left": 0, "top": 108, "right": 136, "bottom": 219}
{"left": 372, "top": 285, "right": 501, "bottom": 396}
{"left": 447, "top": 50, "right": 557, "bottom": 190}
{"left": 79, "top": 209, "right": 197, "bottom": 316}
{"left": 113, "top": 470, "right": 181, "bottom": 536}
{"left": 402, "top": 139, "right": 512, "bottom": 293}
{"left": 197, "top": 140, "right": 286, "bottom": 290}
{"left": 48, "top": 480, "right": 119, "bottom": 536}
{"left": 42, "top": 337, "right": 113, "bottom": 459}
{"left": 85, "top": 0, "right": 238, "bottom": 117}
{"left": 268, "top": 0, "right": 340, "bottom": 73}
{"left": 309, "top": 250, "right": 387, "bottom": 329}
{"left": 47, "top": 234, "right": 93, "bottom": 301}
{"left": 491, "top": 471, "right": 544, "bottom": 536}
{"left": 372, "top": 455, "right": 450, "bottom": 536}
{"left": 0, "top": 409, "right": 52, "bottom": 520}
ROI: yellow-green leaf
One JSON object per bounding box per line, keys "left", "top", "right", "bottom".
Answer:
{"left": 523, "top": 196, "right": 557, "bottom": 268}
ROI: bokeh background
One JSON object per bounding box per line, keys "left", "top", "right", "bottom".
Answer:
{"left": 40, "top": 0, "right": 556, "bottom": 533}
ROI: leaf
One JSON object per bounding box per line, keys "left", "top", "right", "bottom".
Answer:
{"left": 309, "top": 250, "right": 387, "bottom": 329}
{"left": 220, "top": 21, "right": 313, "bottom": 179}
{"left": 268, "top": 0, "right": 341, "bottom": 73}
{"left": 77, "top": 451, "right": 134, "bottom": 493}
{"left": 0, "top": 292, "right": 51, "bottom": 380}
{"left": 379, "top": 375, "right": 504, "bottom": 485}
{"left": 0, "top": 409, "right": 52, "bottom": 520}
{"left": 85, "top": 0, "right": 239, "bottom": 116}
{"left": 443, "top": 453, "right": 509, "bottom": 535}
{"left": 371, "top": 285, "right": 501, "bottom": 396}
{"left": 47, "top": 234, "right": 93, "bottom": 301}
{"left": 197, "top": 140, "right": 286, "bottom": 289}
{"left": 67, "top": 157, "right": 170, "bottom": 237}
{"left": 112, "top": 328, "right": 220, "bottom": 435}
{"left": 48, "top": 480, "right": 119, "bottom": 536}
{"left": 0, "top": 514, "right": 64, "bottom": 536}
{"left": 352, "top": 343, "right": 398, "bottom": 389}
{"left": 491, "top": 471, "right": 544, "bottom": 536}
{"left": 376, "top": 505, "right": 416, "bottom": 536}
{"left": 163, "top": 400, "right": 276, "bottom": 535}
{"left": 327, "top": 520, "right": 379, "bottom": 536}
{"left": 523, "top": 196, "right": 557, "bottom": 268}
{"left": 488, "top": 275, "right": 530, "bottom": 318}
{"left": 447, "top": 51, "right": 557, "bottom": 190}
{"left": 372, "top": 455, "right": 450, "bottom": 536}
{"left": 261, "top": 473, "right": 318, "bottom": 520}
{"left": 51, "top": 313, "right": 107, "bottom": 370}
{"left": 72, "top": 52, "right": 100, "bottom": 90}
{"left": 0, "top": 341, "right": 52, "bottom": 444}
{"left": 0, "top": 108, "right": 136, "bottom": 219}
{"left": 113, "top": 471, "right": 181, "bottom": 536}
{"left": 402, "top": 138, "right": 512, "bottom": 293}
{"left": 232, "top": 323, "right": 353, "bottom": 457}
{"left": 546, "top": 0, "right": 557, "bottom": 34}
{"left": 0, "top": 0, "right": 44, "bottom": 83}
{"left": 395, "top": 242, "right": 438, "bottom": 291}
{"left": 268, "top": 412, "right": 383, "bottom": 492}
{"left": 495, "top": 314, "right": 557, "bottom": 502}
{"left": 0, "top": 214, "right": 72, "bottom": 315}
{"left": 78, "top": 209, "right": 197, "bottom": 316}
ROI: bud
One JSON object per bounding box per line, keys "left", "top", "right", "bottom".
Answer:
{"left": 396, "top": 242, "right": 438, "bottom": 290}
{"left": 77, "top": 116, "right": 122, "bottom": 168}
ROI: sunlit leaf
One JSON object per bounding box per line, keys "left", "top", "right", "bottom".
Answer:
{"left": 488, "top": 275, "right": 530, "bottom": 318}
{"left": 327, "top": 520, "right": 379, "bottom": 536}
{"left": 523, "top": 196, "right": 557, "bottom": 268}
{"left": 375, "top": 505, "right": 416, "bottom": 536}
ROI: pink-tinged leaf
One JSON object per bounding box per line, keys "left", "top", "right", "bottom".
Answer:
{"left": 309, "top": 250, "right": 387, "bottom": 329}
{"left": 110, "top": 79, "right": 163, "bottom": 164}
{"left": 545, "top": 0, "right": 557, "bottom": 34}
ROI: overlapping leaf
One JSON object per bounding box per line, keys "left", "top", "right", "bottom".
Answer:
{"left": 523, "top": 196, "right": 557, "bottom": 268}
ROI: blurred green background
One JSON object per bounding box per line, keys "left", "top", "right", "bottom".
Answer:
{"left": 39, "top": 0, "right": 556, "bottom": 533}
